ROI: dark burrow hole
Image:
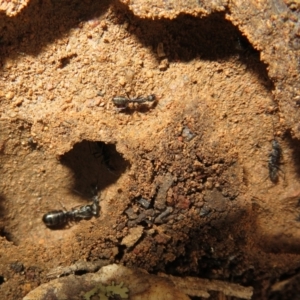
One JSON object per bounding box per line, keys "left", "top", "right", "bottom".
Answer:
{"left": 59, "top": 140, "right": 130, "bottom": 195}
{"left": 115, "top": 245, "right": 126, "bottom": 262}
{"left": 0, "top": 227, "right": 15, "bottom": 243}
{"left": 0, "top": 275, "right": 4, "bottom": 285}
{"left": 74, "top": 269, "right": 88, "bottom": 276}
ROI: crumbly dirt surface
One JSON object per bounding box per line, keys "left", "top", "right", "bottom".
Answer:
{"left": 0, "top": 0, "right": 30, "bottom": 17}
{"left": 0, "top": 0, "right": 300, "bottom": 299}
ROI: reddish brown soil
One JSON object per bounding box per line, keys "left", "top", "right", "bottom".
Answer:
{"left": 0, "top": 1, "right": 300, "bottom": 299}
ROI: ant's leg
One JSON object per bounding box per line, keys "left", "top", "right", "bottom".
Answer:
{"left": 59, "top": 201, "right": 68, "bottom": 211}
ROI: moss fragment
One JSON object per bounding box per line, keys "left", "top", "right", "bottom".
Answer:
{"left": 83, "top": 281, "right": 129, "bottom": 300}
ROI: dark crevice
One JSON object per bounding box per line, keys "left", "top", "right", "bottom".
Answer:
{"left": 115, "top": 245, "right": 126, "bottom": 262}
{"left": 0, "top": 227, "right": 15, "bottom": 243}
{"left": 286, "top": 131, "right": 300, "bottom": 179}
{"left": 0, "top": 194, "right": 6, "bottom": 218}
{"left": 58, "top": 53, "right": 78, "bottom": 68}
{"left": 74, "top": 269, "right": 88, "bottom": 276}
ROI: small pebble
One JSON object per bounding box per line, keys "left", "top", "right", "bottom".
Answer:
{"left": 182, "top": 126, "right": 195, "bottom": 141}
{"left": 146, "top": 70, "right": 153, "bottom": 78}
{"left": 158, "top": 59, "right": 169, "bottom": 71}
{"left": 137, "top": 198, "right": 151, "bottom": 209}
{"left": 118, "top": 77, "right": 127, "bottom": 86}
{"left": 6, "top": 91, "right": 15, "bottom": 100}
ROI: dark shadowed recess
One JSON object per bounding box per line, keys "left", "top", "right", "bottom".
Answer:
{"left": 115, "top": 2, "right": 273, "bottom": 91}
{"left": 286, "top": 131, "right": 300, "bottom": 179}
{"left": 0, "top": 0, "right": 273, "bottom": 91}
{"left": 0, "top": 193, "right": 5, "bottom": 218}
{"left": 267, "top": 267, "right": 300, "bottom": 300}
{"left": 0, "top": 194, "right": 16, "bottom": 243}
{"left": 0, "top": 0, "right": 112, "bottom": 68}
{"left": 59, "top": 140, "right": 130, "bottom": 196}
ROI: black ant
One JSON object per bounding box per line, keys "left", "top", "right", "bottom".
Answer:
{"left": 254, "top": 118, "right": 284, "bottom": 186}
{"left": 112, "top": 94, "right": 155, "bottom": 110}
{"left": 268, "top": 139, "right": 282, "bottom": 183}
{"left": 43, "top": 187, "right": 100, "bottom": 228}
